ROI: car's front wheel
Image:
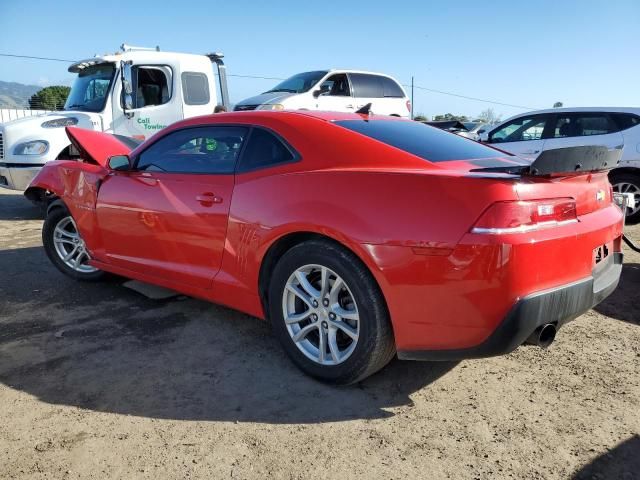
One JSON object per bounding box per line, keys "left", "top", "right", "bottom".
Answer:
{"left": 610, "top": 171, "right": 640, "bottom": 224}
{"left": 42, "top": 206, "right": 105, "bottom": 281}
{"left": 269, "top": 239, "right": 395, "bottom": 384}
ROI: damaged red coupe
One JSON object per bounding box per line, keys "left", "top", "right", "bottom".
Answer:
{"left": 25, "top": 111, "right": 624, "bottom": 384}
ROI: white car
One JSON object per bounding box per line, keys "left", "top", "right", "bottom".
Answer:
{"left": 234, "top": 70, "right": 411, "bottom": 117}
{"left": 479, "top": 107, "right": 640, "bottom": 222}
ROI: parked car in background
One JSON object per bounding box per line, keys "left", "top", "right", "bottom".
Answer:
{"left": 234, "top": 70, "right": 411, "bottom": 117}
{"left": 423, "top": 120, "right": 469, "bottom": 133}
{"left": 458, "top": 122, "right": 493, "bottom": 141}
{"left": 26, "top": 112, "right": 623, "bottom": 384}
{"left": 478, "top": 107, "right": 640, "bottom": 222}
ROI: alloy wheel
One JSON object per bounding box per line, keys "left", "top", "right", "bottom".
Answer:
{"left": 282, "top": 264, "right": 360, "bottom": 366}
{"left": 613, "top": 181, "right": 640, "bottom": 217}
{"left": 52, "top": 216, "right": 98, "bottom": 273}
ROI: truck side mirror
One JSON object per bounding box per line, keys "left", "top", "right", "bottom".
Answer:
{"left": 108, "top": 154, "right": 131, "bottom": 171}
{"left": 121, "top": 61, "right": 134, "bottom": 112}
{"left": 313, "top": 85, "right": 331, "bottom": 98}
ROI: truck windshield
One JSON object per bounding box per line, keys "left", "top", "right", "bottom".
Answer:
{"left": 64, "top": 63, "right": 115, "bottom": 112}
{"left": 264, "top": 70, "right": 328, "bottom": 94}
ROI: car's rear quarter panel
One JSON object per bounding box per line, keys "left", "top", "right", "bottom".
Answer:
{"left": 218, "top": 167, "right": 520, "bottom": 347}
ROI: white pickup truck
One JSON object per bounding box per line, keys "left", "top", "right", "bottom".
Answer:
{"left": 0, "top": 44, "right": 230, "bottom": 191}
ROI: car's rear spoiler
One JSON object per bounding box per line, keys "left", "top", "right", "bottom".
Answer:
{"left": 471, "top": 146, "right": 622, "bottom": 176}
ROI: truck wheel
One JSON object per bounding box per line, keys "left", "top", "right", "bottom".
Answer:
{"left": 610, "top": 172, "right": 640, "bottom": 224}
{"left": 269, "top": 239, "right": 395, "bottom": 384}
{"left": 42, "top": 206, "right": 105, "bottom": 281}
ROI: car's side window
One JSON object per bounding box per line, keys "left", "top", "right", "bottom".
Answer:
{"left": 237, "top": 128, "right": 297, "bottom": 172}
{"left": 381, "top": 77, "right": 405, "bottom": 98}
{"left": 552, "top": 114, "right": 615, "bottom": 138}
{"left": 136, "top": 126, "right": 248, "bottom": 174}
{"left": 611, "top": 113, "right": 640, "bottom": 131}
{"left": 319, "top": 74, "right": 351, "bottom": 97}
{"left": 489, "top": 115, "right": 548, "bottom": 143}
{"left": 350, "top": 73, "right": 384, "bottom": 98}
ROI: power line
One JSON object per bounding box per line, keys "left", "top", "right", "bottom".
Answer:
{"left": 404, "top": 83, "right": 538, "bottom": 110}
{"left": 0, "top": 53, "right": 76, "bottom": 63}
{"left": 226, "top": 73, "right": 286, "bottom": 81}
{"left": 0, "top": 52, "right": 537, "bottom": 110}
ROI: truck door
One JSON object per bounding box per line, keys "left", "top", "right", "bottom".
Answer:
{"left": 111, "top": 64, "right": 181, "bottom": 141}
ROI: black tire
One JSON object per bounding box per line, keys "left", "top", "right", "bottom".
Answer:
{"left": 610, "top": 171, "right": 640, "bottom": 224}
{"left": 42, "top": 205, "right": 106, "bottom": 282}
{"left": 269, "top": 239, "right": 395, "bottom": 384}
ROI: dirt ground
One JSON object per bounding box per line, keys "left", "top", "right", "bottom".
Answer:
{"left": 0, "top": 187, "right": 638, "bottom": 480}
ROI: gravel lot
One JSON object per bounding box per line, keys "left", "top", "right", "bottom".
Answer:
{"left": 0, "top": 187, "right": 638, "bottom": 480}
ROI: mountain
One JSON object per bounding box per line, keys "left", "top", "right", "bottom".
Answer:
{"left": 0, "top": 81, "right": 42, "bottom": 108}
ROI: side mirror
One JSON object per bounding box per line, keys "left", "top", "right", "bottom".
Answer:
{"left": 479, "top": 131, "right": 489, "bottom": 142}
{"left": 313, "top": 85, "right": 331, "bottom": 98}
{"left": 121, "top": 61, "right": 134, "bottom": 112}
{"left": 108, "top": 154, "right": 131, "bottom": 171}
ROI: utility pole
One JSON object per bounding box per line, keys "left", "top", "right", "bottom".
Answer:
{"left": 411, "top": 76, "right": 414, "bottom": 120}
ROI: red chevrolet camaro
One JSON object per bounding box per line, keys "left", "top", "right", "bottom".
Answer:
{"left": 25, "top": 111, "right": 624, "bottom": 384}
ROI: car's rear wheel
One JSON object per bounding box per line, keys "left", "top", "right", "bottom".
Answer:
{"left": 269, "top": 239, "right": 395, "bottom": 384}
{"left": 611, "top": 172, "right": 640, "bottom": 224}
{"left": 42, "top": 206, "right": 105, "bottom": 281}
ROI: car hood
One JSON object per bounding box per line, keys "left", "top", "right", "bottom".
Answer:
{"left": 65, "top": 126, "right": 142, "bottom": 167}
{"left": 235, "top": 91, "right": 297, "bottom": 107}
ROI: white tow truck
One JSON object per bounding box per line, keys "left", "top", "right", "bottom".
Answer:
{"left": 0, "top": 44, "right": 230, "bottom": 191}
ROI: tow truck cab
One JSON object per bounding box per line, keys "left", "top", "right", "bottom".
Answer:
{"left": 0, "top": 44, "right": 229, "bottom": 191}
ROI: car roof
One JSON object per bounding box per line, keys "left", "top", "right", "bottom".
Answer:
{"left": 500, "top": 106, "right": 640, "bottom": 122}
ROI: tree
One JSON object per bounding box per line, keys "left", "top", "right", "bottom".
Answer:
{"left": 28, "top": 86, "right": 71, "bottom": 110}
{"left": 477, "top": 108, "right": 501, "bottom": 125}
{"left": 553, "top": 101, "right": 563, "bottom": 108}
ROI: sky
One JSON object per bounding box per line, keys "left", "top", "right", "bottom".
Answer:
{"left": 0, "top": 0, "right": 638, "bottom": 120}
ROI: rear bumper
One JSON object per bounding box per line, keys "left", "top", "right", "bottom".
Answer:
{"left": 398, "top": 251, "right": 623, "bottom": 361}
{"left": 0, "top": 165, "right": 43, "bottom": 191}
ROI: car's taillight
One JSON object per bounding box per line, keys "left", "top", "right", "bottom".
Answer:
{"left": 406, "top": 100, "right": 411, "bottom": 112}
{"left": 471, "top": 198, "right": 577, "bottom": 234}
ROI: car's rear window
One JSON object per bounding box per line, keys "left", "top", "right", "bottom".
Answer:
{"left": 334, "top": 119, "right": 505, "bottom": 162}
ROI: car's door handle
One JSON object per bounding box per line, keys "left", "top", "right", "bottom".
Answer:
{"left": 346, "top": 104, "right": 354, "bottom": 109}
{"left": 196, "top": 192, "right": 223, "bottom": 205}
{"left": 522, "top": 149, "right": 541, "bottom": 155}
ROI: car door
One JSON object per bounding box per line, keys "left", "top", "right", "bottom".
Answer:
{"left": 486, "top": 114, "right": 551, "bottom": 160}
{"left": 314, "top": 73, "right": 355, "bottom": 112}
{"left": 542, "top": 112, "right": 624, "bottom": 153}
{"left": 111, "top": 64, "right": 179, "bottom": 141}
{"left": 95, "top": 125, "right": 248, "bottom": 289}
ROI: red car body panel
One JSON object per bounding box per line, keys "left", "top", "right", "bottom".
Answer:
{"left": 26, "top": 112, "right": 624, "bottom": 355}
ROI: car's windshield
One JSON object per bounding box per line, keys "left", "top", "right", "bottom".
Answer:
{"left": 64, "top": 63, "right": 115, "bottom": 112}
{"left": 264, "top": 70, "right": 328, "bottom": 94}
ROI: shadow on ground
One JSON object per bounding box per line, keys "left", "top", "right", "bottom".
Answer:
{"left": 0, "top": 191, "right": 42, "bottom": 220}
{"left": 593, "top": 263, "right": 640, "bottom": 325}
{"left": 572, "top": 435, "right": 640, "bottom": 479}
{"left": 0, "top": 246, "right": 456, "bottom": 423}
